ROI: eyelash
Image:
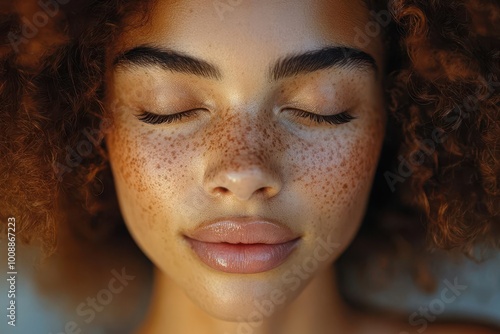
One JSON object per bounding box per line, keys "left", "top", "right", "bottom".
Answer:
{"left": 286, "top": 108, "right": 356, "bottom": 125}
{"left": 136, "top": 109, "right": 201, "bottom": 125}
{"left": 136, "top": 109, "right": 356, "bottom": 125}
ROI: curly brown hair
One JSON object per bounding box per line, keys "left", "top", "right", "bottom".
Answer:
{"left": 0, "top": 0, "right": 499, "bottom": 256}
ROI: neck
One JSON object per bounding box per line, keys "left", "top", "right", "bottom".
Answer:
{"left": 137, "top": 265, "right": 354, "bottom": 334}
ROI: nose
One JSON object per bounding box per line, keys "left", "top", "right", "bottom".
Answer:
{"left": 202, "top": 115, "right": 283, "bottom": 201}
{"left": 204, "top": 165, "right": 282, "bottom": 201}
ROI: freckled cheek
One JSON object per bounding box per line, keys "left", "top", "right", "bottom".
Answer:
{"left": 303, "top": 133, "right": 382, "bottom": 225}
{"left": 106, "top": 127, "right": 162, "bottom": 227}
{"left": 110, "top": 125, "right": 203, "bottom": 228}
{"left": 109, "top": 134, "right": 189, "bottom": 272}
{"left": 109, "top": 130, "right": 205, "bottom": 272}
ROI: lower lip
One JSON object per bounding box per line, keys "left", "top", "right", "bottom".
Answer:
{"left": 185, "top": 237, "right": 300, "bottom": 274}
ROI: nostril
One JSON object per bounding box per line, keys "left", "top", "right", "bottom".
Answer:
{"left": 258, "top": 186, "right": 278, "bottom": 197}
{"left": 256, "top": 186, "right": 269, "bottom": 195}
{"left": 204, "top": 167, "right": 282, "bottom": 200}
{"left": 213, "top": 187, "right": 230, "bottom": 195}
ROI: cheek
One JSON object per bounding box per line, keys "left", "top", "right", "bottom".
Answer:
{"left": 290, "top": 117, "right": 385, "bottom": 239}
{"left": 106, "top": 122, "right": 186, "bottom": 232}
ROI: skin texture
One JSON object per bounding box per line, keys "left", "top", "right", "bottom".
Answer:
{"left": 103, "top": 1, "right": 500, "bottom": 333}
{"left": 102, "top": 0, "right": 493, "bottom": 333}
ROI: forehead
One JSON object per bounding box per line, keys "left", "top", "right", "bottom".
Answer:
{"left": 113, "top": 0, "right": 384, "bottom": 70}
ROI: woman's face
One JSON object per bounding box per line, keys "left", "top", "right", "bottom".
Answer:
{"left": 105, "top": 0, "right": 386, "bottom": 320}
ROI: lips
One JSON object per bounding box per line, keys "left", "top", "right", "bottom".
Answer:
{"left": 184, "top": 218, "right": 300, "bottom": 274}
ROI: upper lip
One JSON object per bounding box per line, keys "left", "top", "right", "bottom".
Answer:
{"left": 184, "top": 216, "right": 299, "bottom": 244}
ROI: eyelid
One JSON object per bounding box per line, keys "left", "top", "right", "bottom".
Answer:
{"left": 289, "top": 109, "right": 357, "bottom": 125}
{"left": 136, "top": 108, "right": 202, "bottom": 125}
{"left": 136, "top": 106, "right": 356, "bottom": 126}
{"left": 284, "top": 107, "right": 356, "bottom": 125}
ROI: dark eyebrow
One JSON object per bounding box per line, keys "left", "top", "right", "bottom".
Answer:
{"left": 113, "top": 45, "right": 223, "bottom": 80}
{"left": 113, "top": 45, "right": 377, "bottom": 81}
{"left": 269, "top": 46, "right": 377, "bottom": 81}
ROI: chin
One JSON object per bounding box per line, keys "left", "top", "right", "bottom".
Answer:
{"left": 182, "top": 274, "right": 306, "bottom": 322}
{"left": 169, "top": 250, "right": 323, "bottom": 322}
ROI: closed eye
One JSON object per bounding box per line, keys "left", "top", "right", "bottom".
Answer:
{"left": 136, "top": 108, "right": 356, "bottom": 126}
{"left": 287, "top": 108, "right": 356, "bottom": 125}
{"left": 136, "top": 109, "right": 202, "bottom": 125}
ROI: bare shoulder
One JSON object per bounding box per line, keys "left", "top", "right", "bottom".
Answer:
{"left": 392, "top": 320, "right": 499, "bottom": 334}
{"left": 423, "top": 323, "right": 499, "bottom": 334}
{"left": 352, "top": 311, "right": 499, "bottom": 334}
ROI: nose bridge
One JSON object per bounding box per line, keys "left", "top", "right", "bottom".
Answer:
{"left": 203, "top": 107, "right": 282, "bottom": 201}
{"left": 212, "top": 105, "right": 273, "bottom": 163}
